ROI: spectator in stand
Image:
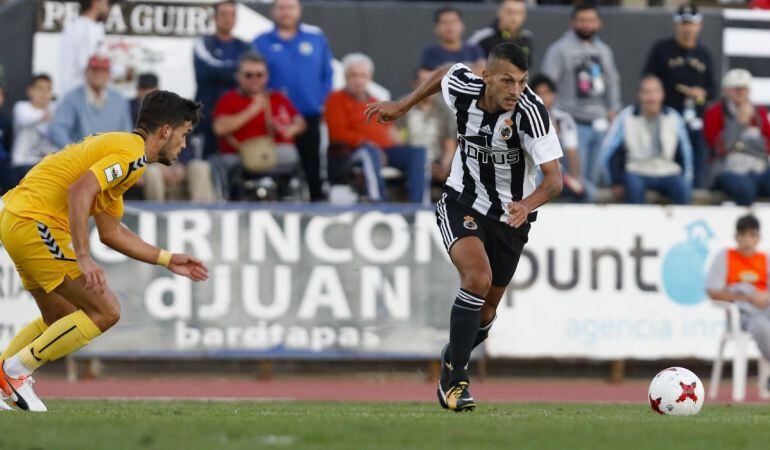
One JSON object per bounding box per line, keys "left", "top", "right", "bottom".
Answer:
{"left": 399, "top": 69, "right": 456, "bottom": 188}
{"left": 325, "top": 53, "right": 427, "bottom": 204}
{"left": 468, "top": 0, "right": 534, "bottom": 64}
{"left": 419, "top": 7, "right": 484, "bottom": 73}
{"left": 212, "top": 53, "right": 304, "bottom": 200}
{"left": 58, "top": 0, "right": 132, "bottom": 96}
{"left": 0, "top": 83, "right": 12, "bottom": 192}
{"left": 600, "top": 75, "right": 693, "bottom": 205}
{"left": 704, "top": 69, "right": 770, "bottom": 206}
{"left": 193, "top": 0, "right": 251, "bottom": 159}
{"left": 707, "top": 214, "right": 770, "bottom": 365}
{"left": 48, "top": 55, "right": 132, "bottom": 148}
{"left": 9, "top": 74, "right": 58, "bottom": 186}
{"left": 254, "top": 0, "right": 334, "bottom": 202}
{"left": 530, "top": 74, "right": 596, "bottom": 202}
{"left": 643, "top": 3, "right": 715, "bottom": 189}
{"left": 541, "top": 3, "right": 621, "bottom": 186}
{"left": 130, "top": 73, "right": 159, "bottom": 124}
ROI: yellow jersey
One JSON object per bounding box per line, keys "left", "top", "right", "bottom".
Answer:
{"left": 2, "top": 132, "right": 148, "bottom": 231}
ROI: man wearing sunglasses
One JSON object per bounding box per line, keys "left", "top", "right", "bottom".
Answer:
{"left": 211, "top": 53, "right": 305, "bottom": 199}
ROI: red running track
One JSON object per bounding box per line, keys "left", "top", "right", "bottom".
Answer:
{"left": 33, "top": 377, "right": 768, "bottom": 404}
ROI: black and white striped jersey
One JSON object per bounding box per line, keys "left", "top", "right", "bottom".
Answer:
{"left": 440, "top": 63, "right": 563, "bottom": 222}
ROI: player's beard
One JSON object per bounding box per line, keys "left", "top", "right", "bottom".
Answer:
{"left": 157, "top": 136, "right": 175, "bottom": 166}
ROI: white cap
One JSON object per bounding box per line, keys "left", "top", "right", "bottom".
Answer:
{"left": 722, "top": 69, "right": 753, "bottom": 89}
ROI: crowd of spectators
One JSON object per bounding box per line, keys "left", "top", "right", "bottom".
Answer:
{"left": 0, "top": 0, "right": 768, "bottom": 206}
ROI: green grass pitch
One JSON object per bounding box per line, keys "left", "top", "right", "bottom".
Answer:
{"left": 1, "top": 401, "right": 770, "bottom": 450}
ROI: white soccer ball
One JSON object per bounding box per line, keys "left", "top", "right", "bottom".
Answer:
{"left": 648, "top": 367, "right": 705, "bottom": 416}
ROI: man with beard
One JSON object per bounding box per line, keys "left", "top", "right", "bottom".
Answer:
{"left": 541, "top": 3, "right": 620, "bottom": 186}
{"left": 58, "top": 0, "right": 132, "bottom": 95}
{"left": 0, "top": 91, "right": 209, "bottom": 412}
{"left": 366, "top": 43, "right": 563, "bottom": 411}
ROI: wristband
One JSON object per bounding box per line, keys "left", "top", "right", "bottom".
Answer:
{"left": 156, "top": 249, "right": 172, "bottom": 267}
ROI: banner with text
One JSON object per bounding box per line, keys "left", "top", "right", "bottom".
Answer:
{"left": 1, "top": 204, "right": 765, "bottom": 360}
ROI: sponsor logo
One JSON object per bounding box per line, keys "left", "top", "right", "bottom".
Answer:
{"left": 104, "top": 163, "right": 123, "bottom": 183}
{"left": 459, "top": 136, "right": 520, "bottom": 165}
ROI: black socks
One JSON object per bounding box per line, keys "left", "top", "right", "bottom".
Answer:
{"left": 449, "top": 289, "right": 484, "bottom": 384}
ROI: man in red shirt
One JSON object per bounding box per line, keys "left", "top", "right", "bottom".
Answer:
{"left": 704, "top": 69, "right": 770, "bottom": 206}
{"left": 325, "top": 53, "right": 427, "bottom": 203}
{"left": 212, "top": 52, "right": 305, "bottom": 199}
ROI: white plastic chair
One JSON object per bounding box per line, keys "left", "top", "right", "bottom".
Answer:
{"left": 710, "top": 300, "right": 770, "bottom": 402}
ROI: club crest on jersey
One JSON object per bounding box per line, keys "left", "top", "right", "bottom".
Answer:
{"left": 463, "top": 216, "right": 478, "bottom": 230}
{"left": 499, "top": 118, "right": 514, "bottom": 140}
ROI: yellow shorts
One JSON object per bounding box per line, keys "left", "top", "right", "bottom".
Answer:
{"left": 0, "top": 209, "right": 82, "bottom": 293}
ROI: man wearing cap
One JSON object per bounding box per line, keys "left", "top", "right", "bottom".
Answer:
{"left": 48, "top": 56, "right": 132, "bottom": 149}
{"left": 643, "top": 3, "right": 716, "bottom": 190}
{"left": 704, "top": 69, "right": 770, "bottom": 206}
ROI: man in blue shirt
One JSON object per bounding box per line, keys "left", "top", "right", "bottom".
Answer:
{"left": 193, "top": 0, "right": 250, "bottom": 158}
{"left": 254, "top": 0, "right": 334, "bottom": 201}
{"left": 420, "top": 7, "right": 484, "bottom": 73}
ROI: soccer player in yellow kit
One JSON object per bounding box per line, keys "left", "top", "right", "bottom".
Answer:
{"left": 0, "top": 91, "right": 209, "bottom": 412}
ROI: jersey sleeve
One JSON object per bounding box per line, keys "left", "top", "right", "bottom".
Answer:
{"left": 87, "top": 149, "right": 143, "bottom": 192}
{"left": 103, "top": 196, "right": 124, "bottom": 218}
{"left": 517, "top": 89, "right": 563, "bottom": 166}
{"left": 440, "top": 63, "right": 483, "bottom": 113}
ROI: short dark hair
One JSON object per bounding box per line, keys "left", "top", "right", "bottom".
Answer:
{"left": 434, "top": 6, "right": 461, "bottom": 24}
{"left": 78, "top": 0, "right": 101, "bottom": 14}
{"left": 30, "top": 74, "right": 52, "bottom": 86}
{"left": 571, "top": 2, "right": 600, "bottom": 18}
{"left": 135, "top": 90, "right": 202, "bottom": 132}
{"left": 529, "top": 74, "right": 556, "bottom": 93}
{"left": 214, "top": 0, "right": 238, "bottom": 14}
{"left": 137, "top": 73, "right": 159, "bottom": 90}
{"left": 238, "top": 52, "right": 266, "bottom": 70}
{"left": 488, "top": 42, "right": 528, "bottom": 71}
{"left": 737, "top": 214, "right": 760, "bottom": 233}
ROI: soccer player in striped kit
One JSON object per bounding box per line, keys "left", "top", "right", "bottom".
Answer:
{"left": 366, "top": 43, "right": 563, "bottom": 411}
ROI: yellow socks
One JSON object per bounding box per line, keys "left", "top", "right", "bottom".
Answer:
{"left": 8, "top": 310, "right": 102, "bottom": 377}
{"left": 0, "top": 317, "right": 48, "bottom": 361}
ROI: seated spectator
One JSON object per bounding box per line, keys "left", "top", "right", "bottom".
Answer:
{"left": 130, "top": 73, "right": 159, "bottom": 124}
{"left": 48, "top": 55, "right": 132, "bottom": 148}
{"left": 707, "top": 214, "right": 770, "bottom": 365}
{"left": 704, "top": 69, "right": 770, "bottom": 206}
{"left": 0, "top": 83, "right": 13, "bottom": 192}
{"left": 420, "top": 7, "right": 484, "bottom": 73}
{"left": 530, "top": 74, "right": 596, "bottom": 202}
{"left": 326, "top": 53, "right": 427, "bottom": 204}
{"left": 9, "top": 74, "right": 58, "bottom": 186}
{"left": 399, "top": 69, "right": 456, "bottom": 188}
{"left": 601, "top": 75, "right": 693, "bottom": 205}
{"left": 212, "top": 52, "right": 304, "bottom": 200}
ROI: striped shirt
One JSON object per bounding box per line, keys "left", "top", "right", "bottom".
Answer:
{"left": 440, "top": 63, "right": 563, "bottom": 221}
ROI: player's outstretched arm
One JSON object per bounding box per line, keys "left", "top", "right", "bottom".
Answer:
{"left": 364, "top": 65, "right": 451, "bottom": 123}
{"left": 94, "top": 213, "right": 209, "bottom": 282}
{"left": 507, "top": 160, "right": 563, "bottom": 228}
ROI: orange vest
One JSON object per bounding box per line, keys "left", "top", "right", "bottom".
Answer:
{"left": 726, "top": 249, "right": 768, "bottom": 290}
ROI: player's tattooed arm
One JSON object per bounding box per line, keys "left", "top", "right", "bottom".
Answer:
{"left": 365, "top": 64, "right": 452, "bottom": 123}
{"left": 507, "top": 159, "right": 563, "bottom": 228}
{"left": 68, "top": 171, "right": 108, "bottom": 294}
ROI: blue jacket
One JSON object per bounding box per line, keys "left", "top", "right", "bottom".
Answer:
{"left": 48, "top": 86, "right": 133, "bottom": 149}
{"left": 253, "top": 24, "right": 334, "bottom": 116}
{"left": 193, "top": 35, "right": 251, "bottom": 119}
